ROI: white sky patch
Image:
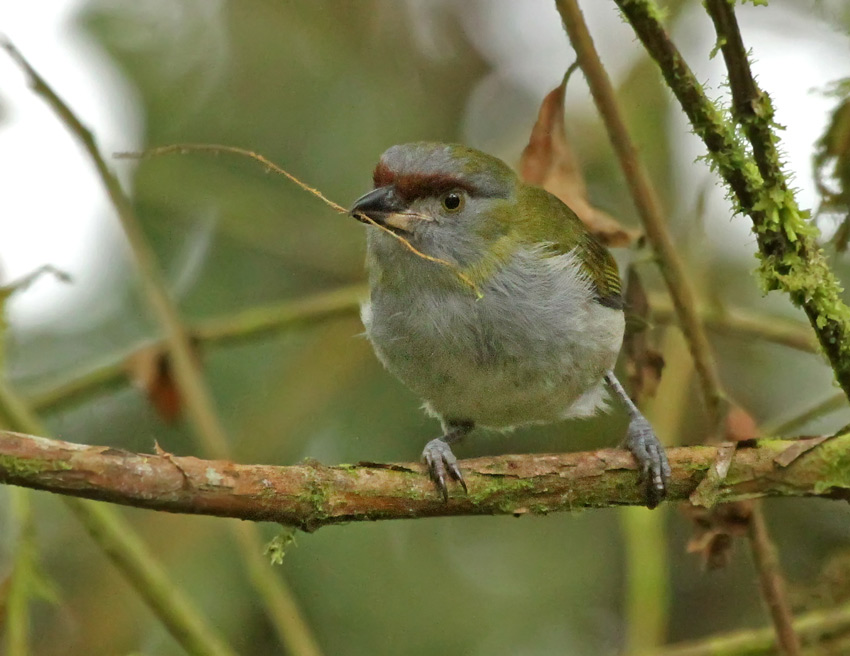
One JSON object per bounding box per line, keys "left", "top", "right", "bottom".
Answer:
{"left": 0, "top": 0, "right": 142, "bottom": 330}
{"left": 670, "top": 3, "right": 850, "bottom": 259}
{"left": 2, "top": 0, "right": 849, "bottom": 333}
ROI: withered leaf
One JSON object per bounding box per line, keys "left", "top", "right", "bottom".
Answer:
{"left": 774, "top": 435, "right": 832, "bottom": 468}
{"left": 683, "top": 501, "right": 753, "bottom": 570}
{"left": 520, "top": 79, "right": 640, "bottom": 247}
{"left": 724, "top": 405, "right": 760, "bottom": 443}
{"left": 125, "top": 339, "right": 201, "bottom": 422}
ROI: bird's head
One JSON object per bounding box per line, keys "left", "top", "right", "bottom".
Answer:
{"left": 350, "top": 142, "right": 520, "bottom": 271}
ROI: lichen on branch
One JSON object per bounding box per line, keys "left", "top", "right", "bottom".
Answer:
{"left": 615, "top": 0, "right": 850, "bottom": 402}
{"left": 2, "top": 430, "right": 850, "bottom": 531}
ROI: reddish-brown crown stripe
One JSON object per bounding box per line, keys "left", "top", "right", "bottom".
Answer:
{"left": 372, "top": 163, "right": 475, "bottom": 201}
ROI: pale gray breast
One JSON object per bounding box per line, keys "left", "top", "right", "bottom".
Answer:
{"left": 364, "top": 247, "right": 624, "bottom": 399}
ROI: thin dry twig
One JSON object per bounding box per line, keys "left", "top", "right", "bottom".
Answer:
{"left": 1, "top": 39, "right": 321, "bottom": 656}
{"left": 555, "top": 0, "right": 725, "bottom": 434}
{"left": 118, "top": 144, "right": 482, "bottom": 296}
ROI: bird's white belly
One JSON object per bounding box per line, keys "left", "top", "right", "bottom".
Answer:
{"left": 363, "top": 249, "right": 625, "bottom": 428}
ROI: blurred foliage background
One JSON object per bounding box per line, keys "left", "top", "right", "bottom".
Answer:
{"left": 3, "top": 1, "right": 850, "bottom": 654}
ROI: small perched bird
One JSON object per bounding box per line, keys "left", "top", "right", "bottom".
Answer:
{"left": 351, "top": 142, "right": 671, "bottom": 507}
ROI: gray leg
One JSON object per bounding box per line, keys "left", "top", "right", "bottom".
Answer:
{"left": 605, "top": 372, "right": 671, "bottom": 508}
{"left": 422, "top": 420, "right": 474, "bottom": 501}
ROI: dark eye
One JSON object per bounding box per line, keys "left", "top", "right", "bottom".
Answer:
{"left": 441, "top": 191, "right": 464, "bottom": 213}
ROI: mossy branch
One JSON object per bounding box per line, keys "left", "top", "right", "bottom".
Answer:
{"left": 614, "top": 0, "right": 850, "bottom": 404}
{"left": 0, "top": 382, "right": 237, "bottom": 656}
{"left": 2, "top": 430, "right": 850, "bottom": 530}
{"left": 556, "top": 0, "right": 725, "bottom": 431}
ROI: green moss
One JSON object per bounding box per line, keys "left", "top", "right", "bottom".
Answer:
{"left": 811, "top": 437, "right": 850, "bottom": 494}
{"left": 468, "top": 476, "right": 535, "bottom": 509}
{"left": 0, "top": 455, "right": 71, "bottom": 477}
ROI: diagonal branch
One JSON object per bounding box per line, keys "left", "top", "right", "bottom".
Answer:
{"left": 1, "top": 38, "right": 322, "bottom": 656}
{"left": 2, "top": 430, "right": 849, "bottom": 531}
{"left": 614, "top": 0, "right": 850, "bottom": 404}
{"left": 556, "top": 0, "right": 725, "bottom": 431}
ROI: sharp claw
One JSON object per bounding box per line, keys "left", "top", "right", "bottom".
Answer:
{"left": 435, "top": 469, "right": 448, "bottom": 501}
{"left": 625, "top": 416, "right": 670, "bottom": 509}
{"left": 422, "top": 436, "right": 467, "bottom": 501}
{"left": 448, "top": 461, "right": 467, "bottom": 493}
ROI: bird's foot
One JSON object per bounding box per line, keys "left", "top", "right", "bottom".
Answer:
{"left": 625, "top": 416, "right": 671, "bottom": 509}
{"left": 422, "top": 437, "right": 467, "bottom": 501}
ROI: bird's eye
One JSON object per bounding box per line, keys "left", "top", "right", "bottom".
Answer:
{"left": 441, "top": 191, "right": 464, "bottom": 213}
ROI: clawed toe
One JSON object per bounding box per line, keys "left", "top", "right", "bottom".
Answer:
{"left": 625, "top": 416, "right": 671, "bottom": 509}
{"left": 422, "top": 437, "right": 467, "bottom": 501}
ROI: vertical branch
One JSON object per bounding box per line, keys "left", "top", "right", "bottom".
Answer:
{"left": 0, "top": 40, "right": 323, "bottom": 656}
{"left": 747, "top": 508, "right": 802, "bottom": 656}
{"left": 555, "top": 0, "right": 726, "bottom": 433}
{"left": 701, "top": 7, "right": 803, "bottom": 653}
{"left": 0, "top": 380, "right": 237, "bottom": 656}
{"left": 614, "top": 0, "right": 850, "bottom": 404}
{"left": 606, "top": 1, "right": 803, "bottom": 652}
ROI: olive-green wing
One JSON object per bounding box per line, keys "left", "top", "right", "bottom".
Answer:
{"left": 519, "top": 185, "right": 624, "bottom": 309}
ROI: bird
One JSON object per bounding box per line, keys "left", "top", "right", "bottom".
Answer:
{"left": 350, "top": 142, "right": 671, "bottom": 507}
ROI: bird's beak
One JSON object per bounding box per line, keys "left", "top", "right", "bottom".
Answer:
{"left": 349, "top": 186, "right": 413, "bottom": 233}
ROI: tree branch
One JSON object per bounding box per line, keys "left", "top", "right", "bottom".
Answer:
{"left": 614, "top": 0, "right": 850, "bottom": 404}
{"left": 2, "top": 430, "right": 849, "bottom": 531}
{"left": 1, "top": 38, "right": 322, "bottom": 656}
{"left": 655, "top": 597, "right": 850, "bottom": 656}
{"left": 556, "top": 0, "right": 726, "bottom": 431}
{"left": 27, "top": 284, "right": 366, "bottom": 413}
{"left": 0, "top": 383, "right": 237, "bottom": 656}
{"left": 649, "top": 296, "right": 817, "bottom": 355}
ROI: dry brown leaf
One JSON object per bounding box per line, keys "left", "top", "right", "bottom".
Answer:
{"left": 622, "top": 266, "right": 664, "bottom": 404}
{"left": 520, "top": 80, "right": 640, "bottom": 248}
{"left": 125, "top": 340, "right": 200, "bottom": 422}
{"left": 683, "top": 501, "right": 753, "bottom": 570}
{"left": 774, "top": 435, "right": 832, "bottom": 468}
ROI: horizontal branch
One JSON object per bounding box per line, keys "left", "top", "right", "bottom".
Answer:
{"left": 2, "top": 430, "right": 849, "bottom": 531}
{"left": 26, "top": 284, "right": 366, "bottom": 413}
{"left": 649, "top": 296, "right": 817, "bottom": 354}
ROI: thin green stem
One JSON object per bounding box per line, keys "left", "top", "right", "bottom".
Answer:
{"left": 649, "top": 296, "right": 817, "bottom": 354}
{"left": 556, "top": 0, "right": 726, "bottom": 433}
{"left": 761, "top": 393, "right": 848, "bottom": 437}
{"left": 1, "top": 39, "right": 322, "bottom": 656}
{"left": 5, "top": 488, "right": 34, "bottom": 656}
{"left": 27, "top": 284, "right": 366, "bottom": 414}
{"left": 653, "top": 598, "right": 850, "bottom": 656}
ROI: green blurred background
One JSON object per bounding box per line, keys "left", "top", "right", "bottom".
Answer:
{"left": 3, "top": 1, "right": 850, "bottom": 654}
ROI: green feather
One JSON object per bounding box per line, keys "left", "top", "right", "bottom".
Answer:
{"left": 514, "top": 185, "right": 623, "bottom": 307}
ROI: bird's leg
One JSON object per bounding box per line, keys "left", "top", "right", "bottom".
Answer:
{"left": 605, "top": 372, "right": 671, "bottom": 508}
{"left": 422, "top": 420, "right": 474, "bottom": 501}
